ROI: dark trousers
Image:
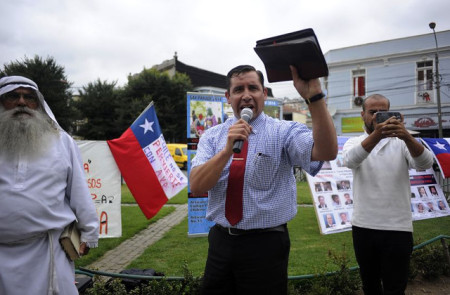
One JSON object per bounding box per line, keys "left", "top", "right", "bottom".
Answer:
{"left": 201, "top": 225, "right": 290, "bottom": 295}
{"left": 352, "top": 226, "right": 413, "bottom": 295}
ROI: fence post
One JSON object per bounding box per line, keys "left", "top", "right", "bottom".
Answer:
{"left": 440, "top": 237, "right": 450, "bottom": 268}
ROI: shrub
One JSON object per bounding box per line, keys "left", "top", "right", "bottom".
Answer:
{"left": 83, "top": 262, "right": 201, "bottom": 295}
{"left": 410, "top": 241, "right": 450, "bottom": 280}
{"left": 289, "top": 244, "right": 361, "bottom": 295}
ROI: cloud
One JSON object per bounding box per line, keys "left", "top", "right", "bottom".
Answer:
{"left": 1, "top": 0, "right": 449, "bottom": 98}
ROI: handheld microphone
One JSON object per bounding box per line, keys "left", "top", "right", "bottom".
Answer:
{"left": 232, "top": 108, "right": 253, "bottom": 153}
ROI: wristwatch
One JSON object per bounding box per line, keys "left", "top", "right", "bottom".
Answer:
{"left": 305, "top": 92, "right": 325, "bottom": 105}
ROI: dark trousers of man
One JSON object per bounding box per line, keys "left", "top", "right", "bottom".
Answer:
{"left": 352, "top": 226, "right": 413, "bottom": 295}
{"left": 201, "top": 225, "right": 290, "bottom": 295}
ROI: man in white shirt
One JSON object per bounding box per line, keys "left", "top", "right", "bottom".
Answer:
{"left": 343, "top": 94, "right": 433, "bottom": 295}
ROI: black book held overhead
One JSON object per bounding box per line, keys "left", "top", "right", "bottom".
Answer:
{"left": 254, "top": 28, "right": 328, "bottom": 82}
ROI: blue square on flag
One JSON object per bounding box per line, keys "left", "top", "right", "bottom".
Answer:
{"left": 131, "top": 105, "right": 162, "bottom": 148}
{"left": 421, "top": 138, "right": 450, "bottom": 178}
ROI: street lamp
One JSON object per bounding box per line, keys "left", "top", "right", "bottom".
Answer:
{"left": 429, "top": 22, "right": 443, "bottom": 138}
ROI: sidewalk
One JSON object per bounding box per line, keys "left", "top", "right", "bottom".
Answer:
{"left": 86, "top": 204, "right": 188, "bottom": 274}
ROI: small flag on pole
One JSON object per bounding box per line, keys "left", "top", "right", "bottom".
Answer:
{"left": 421, "top": 138, "right": 450, "bottom": 178}
{"left": 107, "top": 102, "right": 187, "bottom": 219}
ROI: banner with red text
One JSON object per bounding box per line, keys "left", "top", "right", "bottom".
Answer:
{"left": 108, "top": 102, "right": 187, "bottom": 219}
{"left": 77, "top": 141, "right": 122, "bottom": 238}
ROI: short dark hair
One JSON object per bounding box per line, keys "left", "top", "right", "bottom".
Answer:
{"left": 362, "top": 94, "right": 390, "bottom": 111}
{"left": 226, "top": 65, "right": 265, "bottom": 92}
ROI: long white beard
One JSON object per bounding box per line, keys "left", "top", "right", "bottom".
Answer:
{"left": 0, "top": 107, "right": 59, "bottom": 160}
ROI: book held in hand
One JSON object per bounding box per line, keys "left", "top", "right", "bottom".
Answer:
{"left": 254, "top": 28, "right": 328, "bottom": 82}
{"left": 59, "top": 221, "right": 81, "bottom": 261}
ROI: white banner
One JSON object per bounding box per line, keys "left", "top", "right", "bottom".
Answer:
{"left": 77, "top": 141, "right": 122, "bottom": 238}
{"left": 307, "top": 136, "right": 450, "bottom": 235}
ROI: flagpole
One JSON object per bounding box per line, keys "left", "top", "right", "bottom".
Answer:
{"left": 132, "top": 101, "right": 154, "bottom": 126}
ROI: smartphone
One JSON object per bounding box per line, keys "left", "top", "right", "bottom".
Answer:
{"left": 375, "top": 111, "right": 401, "bottom": 123}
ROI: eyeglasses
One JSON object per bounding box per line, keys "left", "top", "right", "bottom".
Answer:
{"left": 1, "top": 92, "right": 38, "bottom": 103}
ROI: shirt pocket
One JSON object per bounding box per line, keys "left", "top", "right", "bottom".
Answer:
{"left": 248, "top": 152, "right": 276, "bottom": 191}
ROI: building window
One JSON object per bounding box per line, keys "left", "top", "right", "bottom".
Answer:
{"left": 416, "top": 61, "right": 433, "bottom": 104}
{"left": 353, "top": 71, "right": 366, "bottom": 97}
{"left": 352, "top": 69, "right": 365, "bottom": 108}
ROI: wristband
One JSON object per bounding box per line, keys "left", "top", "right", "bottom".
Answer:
{"left": 305, "top": 92, "right": 325, "bottom": 105}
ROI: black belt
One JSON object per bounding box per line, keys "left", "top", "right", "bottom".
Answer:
{"left": 215, "top": 224, "right": 286, "bottom": 236}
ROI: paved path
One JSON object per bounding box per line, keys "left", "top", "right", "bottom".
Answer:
{"left": 86, "top": 204, "right": 188, "bottom": 274}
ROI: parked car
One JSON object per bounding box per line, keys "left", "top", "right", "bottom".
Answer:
{"left": 166, "top": 143, "right": 188, "bottom": 170}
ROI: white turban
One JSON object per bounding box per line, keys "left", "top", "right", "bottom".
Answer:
{"left": 0, "top": 76, "right": 61, "bottom": 129}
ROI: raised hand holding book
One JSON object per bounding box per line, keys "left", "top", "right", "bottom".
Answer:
{"left": 254, "top": 28, "right": 328, "bottom": 82}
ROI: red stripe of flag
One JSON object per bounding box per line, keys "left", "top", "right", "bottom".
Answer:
{"left": 107, "top": 128, "right": 168, "bottom": 219}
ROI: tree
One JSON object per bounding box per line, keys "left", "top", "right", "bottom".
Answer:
{"left": 75, "top": 79, "right": 122, "bottom": 140}
{"left": 120, "top": 68, "right": 193, "bottom": 142}
{"left": 0, "top": 55, "right": 75, "bottom": 132}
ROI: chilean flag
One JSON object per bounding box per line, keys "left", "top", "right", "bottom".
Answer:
{"left": 421, "top": 138, "right": 450, "bottom": 178}
{"left": 107, "top": 103, "right": 187, "bottom": 219}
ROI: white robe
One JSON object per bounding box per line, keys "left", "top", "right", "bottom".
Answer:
{"left": 0, "top": 132, "right": 99, "bottom": 295}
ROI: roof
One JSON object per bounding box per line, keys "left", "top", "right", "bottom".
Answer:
{"left": 153, "top": 55, "right": 274, "bottom": 97}
{"left": 324, "top": 30, "right": 450, "bottom": 64}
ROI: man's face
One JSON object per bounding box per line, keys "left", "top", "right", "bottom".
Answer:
{"left": 225, "top": 71, "right": 267, "bottom": 119}
{"left": 340, "top": 213, "right": 347, "bottom": 222}
{"left": 1, "top": 88, "right": 39, "bottom": 112}
{"left": 361, "top": 97, "right": 389, "bottom": 134}
{"left": 327, "top": 214, "right": 333, "bottom": 224}
{"left": 0, "top": 88, "right": 57, "bottom": 160}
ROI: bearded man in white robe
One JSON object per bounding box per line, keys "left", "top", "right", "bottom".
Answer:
{"left": 0, "top": 76, "right": 99, "bottom": 295}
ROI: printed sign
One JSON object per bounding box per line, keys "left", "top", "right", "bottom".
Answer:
{"left": 77, "top": 141, "right": 122, "bottom": 238}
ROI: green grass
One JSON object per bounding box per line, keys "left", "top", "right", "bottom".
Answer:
{"left": 126, "top": 206, "right": 450, "bottom": 277}
{"left": 121, "top": 184, "right": 188, "bottom": 204}
{"left": 75, "top": 205, "right": 175, "bottom": 268}
{"left": 297, "top": 181, "right": 313, "bottom": 204}
{"left": 86, "top": 182, "right": 450, "bottom": 278}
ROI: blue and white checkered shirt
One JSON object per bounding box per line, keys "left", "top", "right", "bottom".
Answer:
{"left": 191, "top": 112, "right": 323, "bottom": 229}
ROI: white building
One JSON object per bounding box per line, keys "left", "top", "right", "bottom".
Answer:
{"left": 324, "top": 30, "right": 450, "bottom": 137}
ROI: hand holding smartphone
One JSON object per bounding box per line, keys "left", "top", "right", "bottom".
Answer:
{"left": 375, "top": 111, "right": 402, "bottom": 124}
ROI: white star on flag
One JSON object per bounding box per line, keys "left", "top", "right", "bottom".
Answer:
{"left": 434, "top": 141, "right": 447, "bottom": 151}
{"left": 139, "top": 119, "right": 154, "bottom": 134}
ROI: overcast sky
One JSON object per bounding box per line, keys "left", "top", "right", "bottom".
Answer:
{"left": 1, "top": 0, "right": 449, "bottom": 99}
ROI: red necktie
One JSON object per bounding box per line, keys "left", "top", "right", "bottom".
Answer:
{"left": 225, "top": 140, "right": 248, "bottom": 226}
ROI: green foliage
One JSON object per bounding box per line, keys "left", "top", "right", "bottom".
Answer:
{"left": 75, "top": 79, "right": 122, "bottom": 140}
{"left": 289, "top": 245, "right": 361, "bottom": 295}
{"left": 84, "top": 262, "right": 201, "bottom": 295}
{"left": 85, "top": 278, "right": 128, "bottom": 295}
{"left": 410, "top": 241, "right": 450, "bottom": 280}
{"left": 0, "top": 55, "right": 75, "bottom": 131}
{"left": 121, "top": 68, "right": 193, "bottom": 142}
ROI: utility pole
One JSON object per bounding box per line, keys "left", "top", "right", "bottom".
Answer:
{"left": 429, "top": 22, "right": 443, "bottom": 138}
